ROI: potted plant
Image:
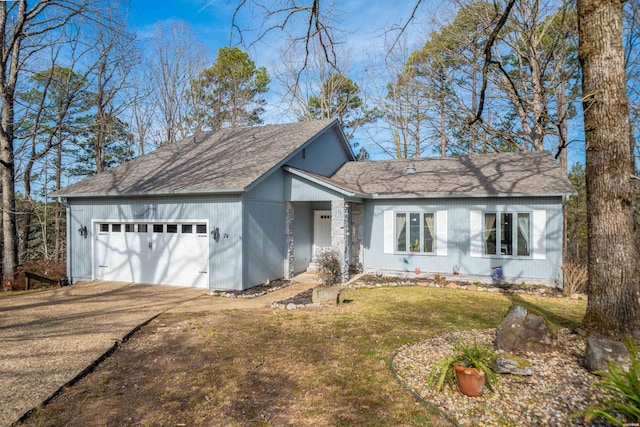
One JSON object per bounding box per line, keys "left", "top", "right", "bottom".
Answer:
{"left": 428, "top": 339, "right": 498, "bottom": 397}
{"left": 410, "top": 239, "right": 420, "bottom": 252}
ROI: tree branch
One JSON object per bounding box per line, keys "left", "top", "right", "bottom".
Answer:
{"left": 471, "top": 0, "right": 517, "bottom": 125}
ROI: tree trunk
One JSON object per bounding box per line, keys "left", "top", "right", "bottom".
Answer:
{"left": 440, "top": 95, "right": 446, "bottom": 158}
{"left": 1, "top": 131, "right": 19, "bottom": 285}
{"left": 19, "top": 160, "right": 33, "bottom": 264}
{"left": 558, "top": 79, "right": 569, "bottom": 266}
{"left": 54, "top": 140, "right": 63, "bottom": 262}
{"left": 578, "top": 0, "right": 640, "bottom": 347}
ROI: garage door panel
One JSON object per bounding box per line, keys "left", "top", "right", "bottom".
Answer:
{"left": 94, "top": 222, "right": 209, "bottom": 288}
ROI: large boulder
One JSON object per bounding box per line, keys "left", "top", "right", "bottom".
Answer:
{"left": 312, "top": 285, "right": 345, "bottom": 305}
{"left": 585, "top": 335, "right": 630, "bottom": 373}
{"left": 496, "top": 305, "right": 556, "bottom": 353}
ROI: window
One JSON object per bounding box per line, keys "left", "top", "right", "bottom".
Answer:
{"left": 182, "top": 224, "right": 193, "bottom": 233}
{"left": 111, "top": 224, "right": 121, "bottom": 232}
{"left": 137, "top": 224, "right": 148, "bottom": 233}
{"left": 196, "top": 224, "right": 207, "bottom": 234}
{"left": 125, "top": 224, "right": 134, "bottom": 232}
{"left": 153, "top": 224, "right": 163, "bottom": 233}
{"left": 100, "top": 224, "right": 109, "bottom": 233}
{"left": 166, "top": 224, "right": 178, "bottom": 233}
{"left": 395, "top": 212, "right": 435, "bottom": 253}
{"left": 483, "top": 212, "right": 530, "bottom": 257}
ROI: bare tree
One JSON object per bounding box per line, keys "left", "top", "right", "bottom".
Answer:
{"left": 367, "top": 39, "right": 431, "bottom": 158}
{"left": 85, "top": 13, "right": 138, "bottom": 174}
{"left": 147, "top": 21, "right": 209, "bottom": 145}
{"left": 232, "top": 0, "right": 341, "bottom": 79}
{"left": 16, "top": 32, "right": 91, "bottom": 263}
{"left": 0, "top": 0, "right": 96, "bottom": 285}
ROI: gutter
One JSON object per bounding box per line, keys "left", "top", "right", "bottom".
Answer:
{"left": 369, "top": 192, "right": 576, "bottom": 199}
{"left": 50, "top": 188, "right": 245, "bottom": 199}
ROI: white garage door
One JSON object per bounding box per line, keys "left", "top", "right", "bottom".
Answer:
{"left": 94, "top": 222, "right": 209, "bottom": 288}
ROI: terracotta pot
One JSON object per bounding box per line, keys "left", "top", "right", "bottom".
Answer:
{"left": 454, "top": 365, "right": 486, "bottom": 397}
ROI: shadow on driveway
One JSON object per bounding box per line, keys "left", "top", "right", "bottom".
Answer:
{"left": 0, "top": 281, "right": 205, "bottom": 427}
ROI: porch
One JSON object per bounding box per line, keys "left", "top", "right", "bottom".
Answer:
{"left": 283, "top": 167, "right": 366, "bottom": 283}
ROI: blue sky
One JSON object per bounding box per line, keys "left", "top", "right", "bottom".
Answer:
{"left": 124, "top": 1, "right": 586, "bottom": 164}
{"left": 127, "top": 0, "right": 440, "bottom": 65}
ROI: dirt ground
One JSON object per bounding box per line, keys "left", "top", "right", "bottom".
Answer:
{"left": 4, "top": 260, "right": 67, "bottom": 291}
{"left": 18, "top": 289, "right": 459, "bottom": 427}
{"left": 17, "top": 286, "right": 586, "bottom": 427}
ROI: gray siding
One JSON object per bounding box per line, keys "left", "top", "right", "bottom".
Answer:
{"left": 285, "top": 174, "right": 345, "bottom": 201}
{"left": 247, "top": 168, "right": 285, "bottom": 201}
{"left": 285, "top": 128, "right": 351, "bottom": 176}
{"left": 242, "top": 199, "right": 285, "bottom": 288}
{"left": 65, "top": 195, "right": 243, "bottom": 290}
{"left": 292, "top": 202, "right": 313, "bottom": 273}
{"left": 363, "top": 197, "right": 563, "bottom": 283}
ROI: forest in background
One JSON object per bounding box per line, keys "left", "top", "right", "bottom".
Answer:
{"left": 1, "top": 0, "right": 639, "bottom": 284}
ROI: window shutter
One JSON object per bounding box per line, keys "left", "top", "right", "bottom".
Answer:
{"left": 436, "top": 210, "right": 448, "bottom": 256}
{"left": 383, "top": 211, "right": 394, "bottom": 254}
{"left": 470, "top": 210, "right": 482, "bottom": 257}
{"left": 532, "top": 209, "right": 546, "bottom": 259}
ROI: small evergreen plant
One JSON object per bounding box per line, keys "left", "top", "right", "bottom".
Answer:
{"left": 428, "top": 339, "right": 499, "bottom": 392}
{"left": 583, "top": 337, "right": 640, "bottom": 426}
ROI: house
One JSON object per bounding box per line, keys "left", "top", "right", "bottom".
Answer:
{"left": 52, "top": 119, "right": 576, "bottom": 290}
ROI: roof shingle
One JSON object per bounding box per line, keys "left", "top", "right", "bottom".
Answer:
{"left": 53, "top": 119, "right": 337, "bottom": 197}
{"left": 330, "top": 151, "right": 575, "bottom": 197}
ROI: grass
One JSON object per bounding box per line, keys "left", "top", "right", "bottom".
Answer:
{"left": 20, "top": 286, "right": 586, "bottom": 427}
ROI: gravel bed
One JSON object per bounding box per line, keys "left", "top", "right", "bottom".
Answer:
{"left": 392, "top": 329, "right": 610, "bottom": 426}
{"left": 209, "top": 279, "right": 292, "bottom": 298}
{"left": 349, "top": 275, "right": 581, "bottom": 298}
{"left": 269, "top": 288, "right": 317, "bottom": 309}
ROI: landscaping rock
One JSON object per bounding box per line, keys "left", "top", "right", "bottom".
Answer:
{"left": 312, "top": 285, "right": 344, "bottom": 305}
{"left": 496, "top": 304, "right": 556, "bottom": 353}
{"left": 494, "top": 355, "right": 534, "bottom": 376}
{"left": 585, "top": 335, "right": 630, "bottom": 372}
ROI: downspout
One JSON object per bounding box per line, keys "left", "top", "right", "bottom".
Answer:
{"left": 59, "top": 197, "right": 72, "bottom": 284}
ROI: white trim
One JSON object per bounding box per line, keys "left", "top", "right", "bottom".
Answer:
{"left": 436, "top": 210, "right": 447, "bottom": 256}
{"left": 532, "top": 210, "right": 547, "bottom": 259}
{"left": 470, "top": 210, "right": 483, "bottom": 257}
{"left": 383, "top": 211, "right": 394, "bottom": 254}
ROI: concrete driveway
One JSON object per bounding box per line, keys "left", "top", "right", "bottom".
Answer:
{"left": 0, "top": 278, "right": 318, "bottom": 427}
{"left": 0, "top": 281, "right": 207, "bottom": 427}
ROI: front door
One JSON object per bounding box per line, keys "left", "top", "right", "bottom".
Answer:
{"left": 313, "top": 210, "right": 332, "bottom": 257}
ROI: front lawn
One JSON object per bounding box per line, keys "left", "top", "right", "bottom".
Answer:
{"left": 21, "top": 286, "right": 586, "bottom": 426}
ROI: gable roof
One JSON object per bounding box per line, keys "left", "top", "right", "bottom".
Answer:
{"left": 284, "top": 166, "right": 368, "bottom": 198}
{"left": 329, "top": 150, "right": 575, "bottom": 198}
{"left": 53, "top": 119, "right": 341, "bottom": 197}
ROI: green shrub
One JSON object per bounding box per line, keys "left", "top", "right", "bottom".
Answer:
{"left": 428, "top": 339, "right": 499, "bottom": 392}
{"left": 583, "top": 337, "right": 640, "bottom": 425}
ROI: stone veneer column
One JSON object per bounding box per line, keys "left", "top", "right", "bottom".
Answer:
{"left": 285, "top": 202, "right": 295, "bottom": 279}
{"left": 331, "top": 200, "right": 350, "bottom": 282}
{"left": 350, "top": 203, "right": 364, "bottom": 271}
